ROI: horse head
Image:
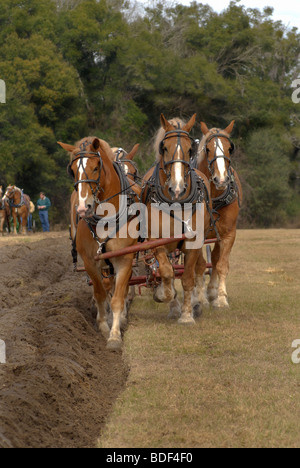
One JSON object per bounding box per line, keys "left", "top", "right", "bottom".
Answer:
{"left": 3, "top": 185, "right": 16, "bottom": 202}
{"left": 199, "top": 120, "right": 235, "bottom": 190}
{"left": 58, "top": 137, "right": 114, "bottom": 219}
{"left": 112, "top": 144, "right": 139, "bottom": 180}
{"left": 157, "top": 113, "right": 197, "bottom": 200}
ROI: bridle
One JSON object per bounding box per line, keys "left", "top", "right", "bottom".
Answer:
{"left": 67, "top": 150, "right": 103, "bottom": 204}
{"left": 67, "top": 149, "right": 137, "bottom": 206}
{"left": 203, "top": 131, "right": 235, "bottom": 182}
{"left": 115, "top": 148, "right": 139, "bottom": 180}
{"left": 159, "top": 128, "right": 197, "bottom": 184}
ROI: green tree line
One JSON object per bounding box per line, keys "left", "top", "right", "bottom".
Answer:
{"left": 0, "top": 0, "right": 299, "bottom": 227}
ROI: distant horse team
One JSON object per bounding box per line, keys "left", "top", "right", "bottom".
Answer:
{"left": 58, "top": 113, "right": 242, "bottom": 350}
{"left": 0, "top": 184, "right": 31, "bottom": 235}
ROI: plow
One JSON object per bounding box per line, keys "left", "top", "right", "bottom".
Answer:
{"left": 76, "top": 235, "right": 217, "bottom": 295}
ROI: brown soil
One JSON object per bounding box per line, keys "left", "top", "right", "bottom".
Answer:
{"left": 0, "top": 232, "right": 128, "bottom": 448}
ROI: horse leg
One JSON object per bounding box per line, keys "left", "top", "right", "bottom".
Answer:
{"left": 86, "top": 264, "right": 110, "bottom": 339}
{"left": 12, "top": 211, "right": 17, "bottom": 235}
{"left": 20, "top": 212, "right": 27, "bottom": 235}
{"left": 178, "top": 250, "right": 198, "bottom": 324}
{"left": 207, "top": 242, "right": 220, "bottom": 303}
{"left": 168, "top": 297, "right": 181, "bottom": 319}
{"left": 0, "top": 214, "right": 3, "bottom": 235}
{"left": 107, "top": 255, "right": 133, "bottom": 350}
{"left": 153, "top": 247, "right": 176, "bottom": 303}
{"left": 211, "top": 232, "right": 236, "bottom": 308}
{"left": 22, "top": 211, "right": 27, "bottom": 235}
{"left": 192, "top": 249, "right": 209, "bottom": 316}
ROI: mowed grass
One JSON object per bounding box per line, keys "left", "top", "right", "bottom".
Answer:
{"left": 98, "top": 229, "right": 300, "bottom": 448}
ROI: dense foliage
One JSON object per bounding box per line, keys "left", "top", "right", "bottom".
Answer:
{"left": 0, "top": 0, "right": 299, "bottom": 227}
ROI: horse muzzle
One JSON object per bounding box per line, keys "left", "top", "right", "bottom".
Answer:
{"left": 212, "top": 175, "right": 230, "bottom": 190}
{"left": 76, "top": 203, "right": 94, "bottom": 219}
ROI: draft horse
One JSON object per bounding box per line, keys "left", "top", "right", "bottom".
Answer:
{"left": 0, "top": 186, "right": 11, "bottom": 235}
{"left": 3, "top": 185, "right": 30, "bottom": 234}
{"left": 195, "top": 120, "right": 242, "bottom": 308}
{"left": 142, "top": 114, "right": 212, "bottom": 324}
{"left": 58, "top": 137, "right": 141, "bottom": 350}
{"left": 68, "top": 140, "right": 140, "bottom": 260}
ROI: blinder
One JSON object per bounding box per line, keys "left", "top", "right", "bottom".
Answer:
{"left": 67, "top": 164, "right": 74, "bottom": 178}
{"left": 67, "top": 150, "right": 103, "bottom": 201}
{"left": 159, "top": 129, "right": 197, "bottom": 179}
{"left": 205, "top": 133, "right": 235, "bottom": 156}
{"left": 204, "top": 132, "right": 235, "bottom": 181}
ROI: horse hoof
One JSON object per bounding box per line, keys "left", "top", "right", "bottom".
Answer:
{"left": 211, "top": 297, "right": 229, "bottom": 308}
{"left": 208, "top": 289, "right": 218, "bottom": 303}
{"left": 168, "top": 302, "right": 181, "bottom": 319}
{"left": 153, "top": 286, "right": 176, "bottom": 303}
{"left": 98, "top": 322, "right": 110, "bottom": 339}
{"left": 153, "top": 293, "right": 163, "bottom": 304}
{"left": 106, "top": 338, "right": 122, "bottom": 351}
{"left": 178, "top": 316, "right": 195, "bottom": 325}
{"left": 193, "top": 303, "right": 203, "bottom": 318}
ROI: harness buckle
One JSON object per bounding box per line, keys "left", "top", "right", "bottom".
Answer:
{"left": 96, "top": 241, "right": 105, "bottom": 255}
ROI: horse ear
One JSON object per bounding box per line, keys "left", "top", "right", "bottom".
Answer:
{"left": 92, "top": 138, "right": 100, "bottom": 151}
{"left": 200, "top": 122, "right": 210, "bottom": 135}
{"left": 160, "top": 114, "right": 173, "bottom": 131}
{"left": 183, "top": 113, "right": 196, "bottom": 133}
{"left": 160, "top": 114, "right": 168, "bottom": 129}
{"left": 223, "top": 120, "right": 235, "bottom": 135}
{"left": 57, "top": 142, "right": 76, "bottom": 152}
{"left": 126, "top": 144, "right": 139, "bottom": 160}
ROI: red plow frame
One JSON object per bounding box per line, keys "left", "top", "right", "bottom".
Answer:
{"left": 76, "top": 235, "right": 217, "bottom": 293}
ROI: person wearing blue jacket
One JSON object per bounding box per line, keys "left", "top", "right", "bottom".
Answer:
{"left": 37, "top": 192, "right": 51, "bottom": 232}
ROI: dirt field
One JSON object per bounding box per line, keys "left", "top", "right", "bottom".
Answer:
{"left": 0, "top": 232, "right": 127, "bottom": 448}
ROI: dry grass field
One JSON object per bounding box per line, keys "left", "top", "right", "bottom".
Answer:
{"left": 98, "top": 229, "right": 300, "bottom": 448}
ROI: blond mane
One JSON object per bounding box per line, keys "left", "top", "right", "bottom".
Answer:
{"left": 153, "top": 117, "right": 186, "bottom": 162}
{"left": 197, "top": 127, "right": 231, "bottom": 164}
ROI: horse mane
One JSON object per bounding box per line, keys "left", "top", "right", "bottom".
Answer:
{"left": 74, "top": 136, "right": 115, "bottom": 162}
{"left": 153, "top": 117, "right": 186, "bottom": 162}
{"left": 197, "top": 127, "right": 231, "bottom": 164}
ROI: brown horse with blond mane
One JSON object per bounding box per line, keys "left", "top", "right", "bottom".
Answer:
{"left": 68, "top": 140, "right": 140, "bottom": 259}
{"left": 0, "top": 185, "right": 11, "bottom": 235}
{"left": 142, "top": 114, "right": 212, "bottom": 324}
{"left": 3, "top": 185, "right": 30, "bottom": 234}
{"left": 194, "top": 120, "right": 242, "bottom": 308}
{"left": 58, "top": 137, "right": 141, "bottom": 350}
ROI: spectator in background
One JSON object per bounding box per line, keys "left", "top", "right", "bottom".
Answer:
{"left": 27, "top": 197, "right": 35, "bottom": 232}
{"left": 37, "top": 192, "right": 51, "bottom": 232}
